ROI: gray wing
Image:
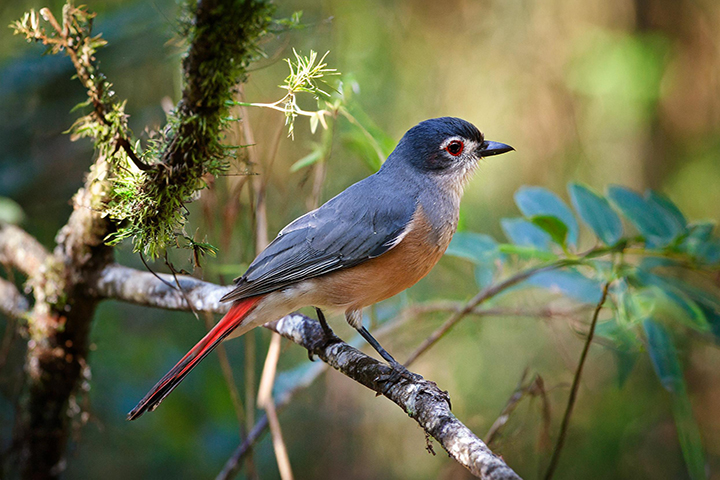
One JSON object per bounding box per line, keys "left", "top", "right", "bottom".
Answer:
{"left": 220, "top": 177, "right": 416, "bottom": 303}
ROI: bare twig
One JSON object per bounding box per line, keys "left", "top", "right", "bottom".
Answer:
{"left": 257, "top": 334, "right": 294, "bottom": 480}
{"left": 543, "top": 282, "right": 611, "bottom": 480}
{"left": 403, "top": 261, "right": 576, "bottom": 366}
{"left": 217, "top": 361, "right": 329, "bottom": 480}
{"left": 402, "top": 242, "right": 630, "bottom": 367}
{"left": 484, "top": 371, "right": 550, "bottom": 449}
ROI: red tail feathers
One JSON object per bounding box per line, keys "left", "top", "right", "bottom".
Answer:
{"left": 127, "top": 297, "right": 262, "bottom": 420}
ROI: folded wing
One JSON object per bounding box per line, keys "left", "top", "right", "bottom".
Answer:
{"left": 220, "top": 178, "right": 416, "bottom": 303}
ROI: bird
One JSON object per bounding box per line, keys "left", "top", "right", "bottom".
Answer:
{"left": 128, "top": 117, "right": 513, "bottom": 420}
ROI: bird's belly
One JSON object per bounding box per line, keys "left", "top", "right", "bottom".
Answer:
{"left": 308, "top": 209, "right": 452, "bottom": 311}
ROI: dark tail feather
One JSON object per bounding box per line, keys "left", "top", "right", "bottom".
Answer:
{"left": 127, "top": 297, "right": 261, "bottom": 420}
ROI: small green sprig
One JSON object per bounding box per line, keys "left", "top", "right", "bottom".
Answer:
{"left": 11, "top": 4, "right": 149, "bottom": 174}
{"left": 233, "top": 49, "right": 339, "bottom": 137}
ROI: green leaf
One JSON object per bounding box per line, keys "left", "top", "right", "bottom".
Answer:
{"left": 647, "top": 190, "right": 687, "bottom": 236}
{"left": 290, "top": 148, "right": 324, "bottom": 172}
{"left": 631, "top": 270, "right": 711, "bottom": 332}
{"left": 643, "top": 319, "right": 707, "bottom": 480}
{"left": 607, "top": 185, "right": 681, "bottom": 247}
{"left": 474, "top": 265, "right": 495, "bottom": 289}
{"left": 342, "top": 129, "right": 383, "bottom": 171}
{"left": 698, "top": 239, "right": 720, "bottom": 264}
{"left": 445, "top": 232, "right": 499, "bottom": 264}
{"left": 446, "top": 232, "right": 500, "bottom": 289}
{"left": 643, "top": 318, "right": 683, "bottom": 391}
{"left": 501, "top": 218, "right": 552, "bottom": 251}
{"left": 660, "top": 288, "right": 709, "bottom": 332}
{"left": 515, "top": 186, "right": 579, "bottom": 246}
{"left": 529, "top": 215, "right": 568, "bottom": 247}
{"left": 568, "top": 182, "right": 623, "bottom": 245}
{"left": 687, "top": 221, "right": 715, "bottom": 242}
{"left": 515, "top": 187, "right": 579, "bottom": 246}
{"left": 339, "top": 103, "right": 394, "bottom": 172}
{"left": 594, "top": 317, "right": 641, "bottom": 386}
{"left": 0, "top": 197, "right": 25, "bottom": 225}
{"left": 524, "top": 268, "right": 603, "bottom": 303}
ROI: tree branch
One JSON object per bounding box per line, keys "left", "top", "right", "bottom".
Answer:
{"left": 0, "top": 277, "right": 29, "bottom": 319}
{"left": 267, "top": 315, "right": 520, "bottom": 479}
{"left": 90, "top": 264, "right": 232, "bottom": 313}
{"left": 0, "top": 224, "right": 49, "bottom": 276}
{"left": 88, "top": 265, "right": 521, "bottom": 480}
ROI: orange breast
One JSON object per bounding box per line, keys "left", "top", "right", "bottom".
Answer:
{"left": 310, "top": 206, "right": 454, "bottom": 312}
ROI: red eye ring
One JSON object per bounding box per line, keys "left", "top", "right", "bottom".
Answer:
{"left": 446, "top": 140, "right": 464, "bottom": 157}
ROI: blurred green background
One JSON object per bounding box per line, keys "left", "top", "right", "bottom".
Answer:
{"left": 1, "top": 0, "right": 720, "bottom": 478}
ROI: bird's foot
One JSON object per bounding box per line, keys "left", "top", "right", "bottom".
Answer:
{"left": 308, "top": 307, "right": 342, "bottom": 362}
{"left": 307, "top": 332, "right": 342, "bottom": 361}
{"left": 374, "top": 360, "right": 423, "bottom": 393}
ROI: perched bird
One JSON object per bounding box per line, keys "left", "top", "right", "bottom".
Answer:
{"left": 128, "top": 117, "right": 513, "bottom": 419}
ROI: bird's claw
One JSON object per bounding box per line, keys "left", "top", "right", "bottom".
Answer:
{"left": 374, "top": 361, "right": 423, "bottom": 394}
{"left": 309, "top": 330, "right": 342, "bottom": 362}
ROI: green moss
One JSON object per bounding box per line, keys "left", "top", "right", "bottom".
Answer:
{"left": 106, "top": 0, "right": 275, "bottom": 258}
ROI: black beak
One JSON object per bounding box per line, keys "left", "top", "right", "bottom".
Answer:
{"left": 479, "top": 140, "right": 514, "bottom": 157}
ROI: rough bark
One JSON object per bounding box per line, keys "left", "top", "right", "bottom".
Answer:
{"left": 15, "top": 158, "right": 114, "bottom": 480}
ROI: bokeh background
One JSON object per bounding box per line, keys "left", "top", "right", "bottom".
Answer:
{"left": 1, "top": 0, "right": 720, "bottom": 478}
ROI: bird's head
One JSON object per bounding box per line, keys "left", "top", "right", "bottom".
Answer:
{"left": 388, "top": 117, "right": 513, "bottom": 183}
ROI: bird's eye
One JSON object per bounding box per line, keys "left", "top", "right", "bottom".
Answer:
{"left": 446, "top": 140, "right": 464, "bottom": 157}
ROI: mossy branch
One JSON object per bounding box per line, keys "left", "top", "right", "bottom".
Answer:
{"left": 109, "top": 0, "right": 275, "bottom": 258}
{"left": 12, "top": 0, "right": 276, "bottom": 259}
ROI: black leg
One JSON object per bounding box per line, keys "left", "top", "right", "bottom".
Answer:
{"left": 315, "top": 307, "right": 334, "bottom": 338}
{"left": 357, "top": 326, "right": 422, "bottom": 386}
{"left": 308, "top": 308, "right": 341, "bottom": 362}
{"left": 358, "top": 326, "right": 400, "bottom": 365}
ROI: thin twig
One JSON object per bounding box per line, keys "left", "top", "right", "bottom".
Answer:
{"left": 217, "top": 361, "right": 329, "bottom": 480}
{"left": 257, "top": 333, "right": 294, "bottom": 480}
{"left": 138, "top": 252, "right": 178, "bottom": 292}
{"left": 404, "top": 260, "right": 577, "bottom": 366}
{"left": 543, "top": 281, "right": 611, "bottom": 480}
{"left": 40, "top": 7, "right": 152, "bottom": 172}
{"left": 484, "top": 369, "right": 530, "bottom": 446}
{"left": 89, "top": 264, "right": 520, "bottom": 478}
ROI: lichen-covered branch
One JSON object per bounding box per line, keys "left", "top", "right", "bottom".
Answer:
{"left": 87, "top": 265, "right": 520, "bottom": 480}
{"left": 0, "top": 224, "right": 49, "bottom": 276}
{"left": 267, "top": 315, "right": 520, "bottom": 480}
{"left": 90, "top": 263, "right": 232, "bottom": 313}
{"left": 0, "top": 277, "right": 29, "bottom": 319}
{"left": 15, "top": 160, "right": 114, "bottom": 479}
